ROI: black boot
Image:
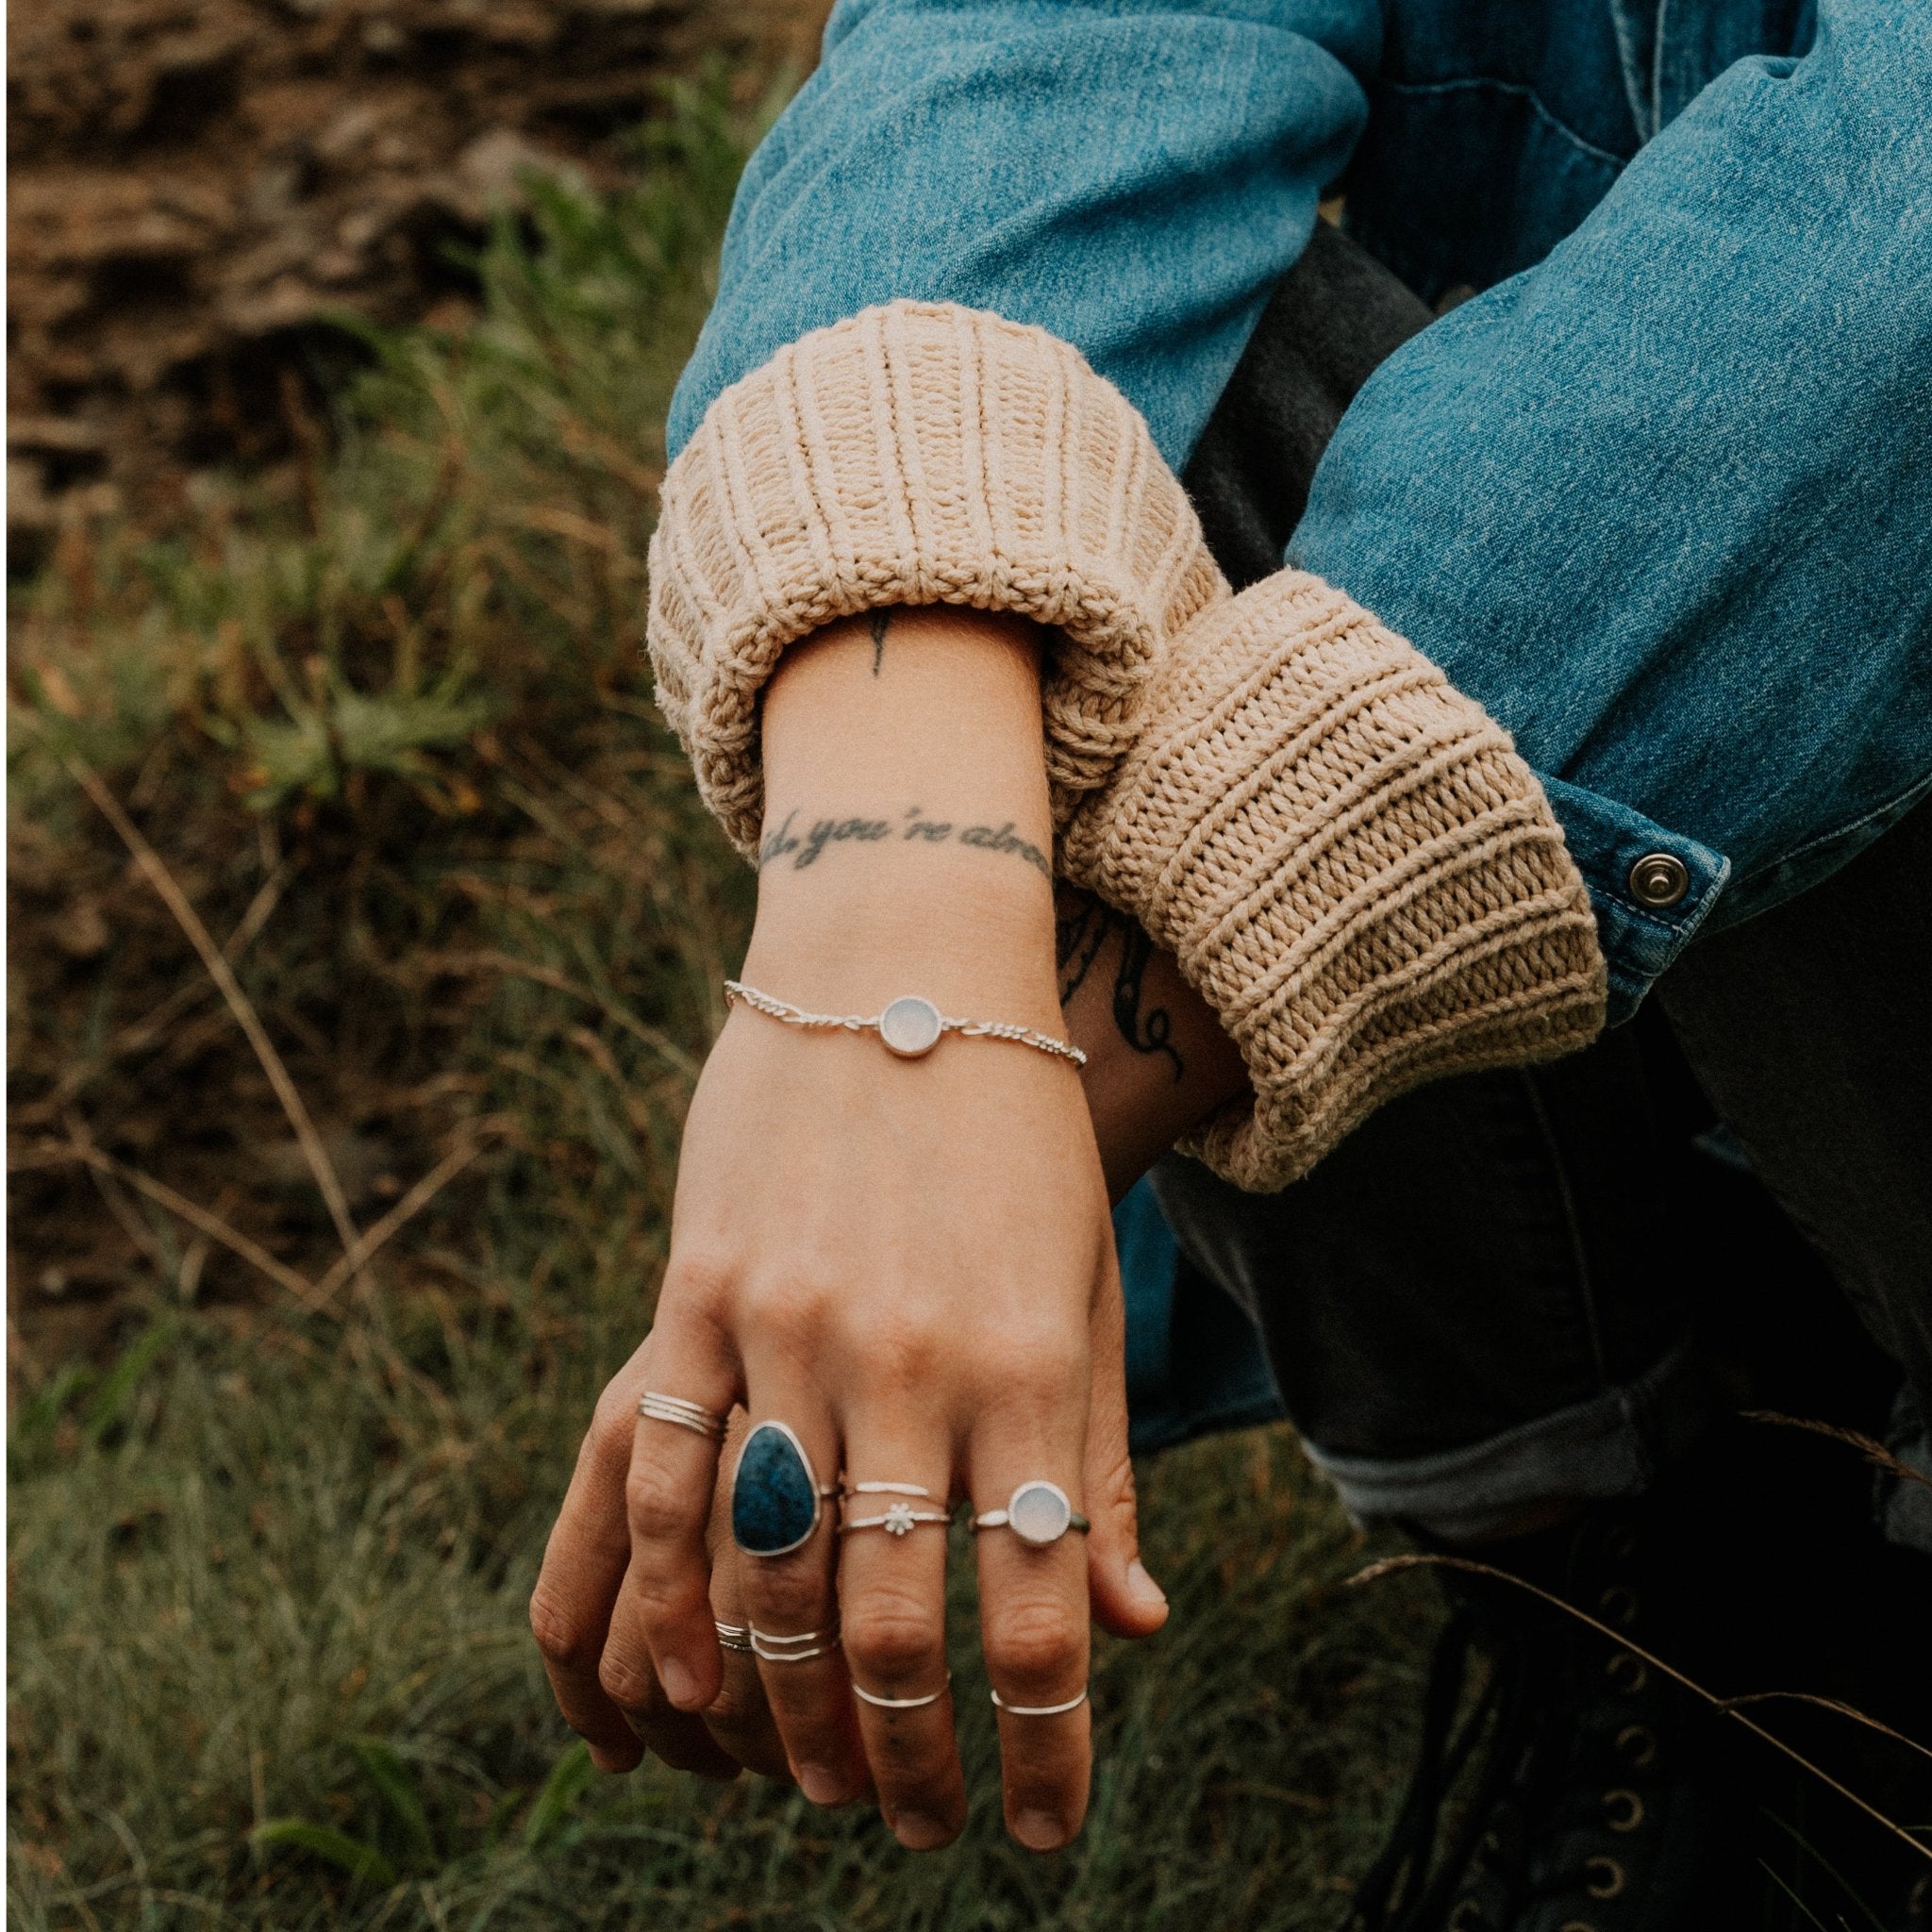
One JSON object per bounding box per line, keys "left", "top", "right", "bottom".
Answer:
{"left": 1340, "top": 1422, "right": 1932, "bottom": 1932}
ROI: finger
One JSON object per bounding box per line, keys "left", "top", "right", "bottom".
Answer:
{"left": 531, "top": 1338, "right": 654, "bottom": 1774}
{"left": 1081, "top": 1255, "right": 1168, "bottom": 1641}
{"left": 699, "top": 1431, "right": 791, "bottom": 1782}
{"left": 837, "top": 1423, "right": 966, "bottom": 1851}
{"left": 971, "top": 1382, "right": 1094, "bottom": 1853}
{"left": 625, "top": 1292, "right": 740, "bottom": 1717}
{"left": 731, "top": 1374, "right": 866, "bottom": 1807}
{"left": 598, "top": 1559, "right": 741, "bottom": 1780}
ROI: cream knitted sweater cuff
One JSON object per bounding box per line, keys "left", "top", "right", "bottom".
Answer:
{"left": 647, "top": 302, "right": 1222, "bottom": 858}
{"left": 648, "top": 298, "right": 1607, "bottom": 1190}
{"left": 1059, "top": 570, "right": 1607, "bottom": 1190}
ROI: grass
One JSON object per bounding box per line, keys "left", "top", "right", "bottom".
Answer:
{"left": 8, "top": 72, "right": 1440, "bottom": 1929}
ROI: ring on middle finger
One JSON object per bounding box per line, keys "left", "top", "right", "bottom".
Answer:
{"left": 839, "top": 1479, "right": 950, "bottom": 1539}
{"left": 730, "top": 1420, "right": 840, "bottom": 1557}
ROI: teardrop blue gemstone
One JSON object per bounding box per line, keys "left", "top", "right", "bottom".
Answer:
{"left": 731, "top": 1422, "right": 820, "bottom": 1556}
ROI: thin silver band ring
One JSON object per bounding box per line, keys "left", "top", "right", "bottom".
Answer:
{"left": 638, "top": 1391, "right": 726, "bottom": 1441}
{"left": 714, "top": 1621, "right": 755, "bottom": 1653}
{"left": 991, "top": 1686, "right": 1090, "bottom": 1718}
{"left": 852, "top": 1671, "right": 952, "bottom": 1711}
{"left": 750, "top": 1624, "right": 841, "bottom": 1664}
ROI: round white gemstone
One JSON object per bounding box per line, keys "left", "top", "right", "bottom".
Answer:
{"left": 1006, "top": 1481, "right": 1073, "bottom": 1546}
{"left": 879, "top": 995, "right": 942, "bottom": 1058}
{"left": 884, "top": 1501, "right": 916, "bottom": 1536}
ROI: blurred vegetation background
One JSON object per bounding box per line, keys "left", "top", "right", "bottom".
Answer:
{"left": 8, "top": 59, "right": 1445, "bottom": 1930}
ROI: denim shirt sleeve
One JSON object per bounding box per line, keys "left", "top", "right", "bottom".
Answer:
{"left": 670, "top": 0, "right": 1932, "bottom": 1022}
{"left": 1291, "top": 4, "right": 1932, "bottom": 1013}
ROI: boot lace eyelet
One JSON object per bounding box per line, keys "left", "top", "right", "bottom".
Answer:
{"left": 1603, "top": 1788, "right": 1643, "bottom": 1831}
{"left": 1605, "top": 1651, "right": 1647, "bottom": 1693}
{"left": 1615, "top": 1722, "right": 1657, "bottom": 1767}
{"left": 1597, "top": 1584, "right": 1639, "bottom": 1626}
{"left": 1585, "top": 1855, "right": 1627, "bottom": 1899}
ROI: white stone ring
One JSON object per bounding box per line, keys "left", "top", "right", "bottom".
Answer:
{"left": 971, "top": 1480, "right": 1091, "bottom": 1546}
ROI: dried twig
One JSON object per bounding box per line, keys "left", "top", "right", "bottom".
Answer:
{"left": 1350, "top": 1553, "right": 1932, "bottom": 1865}
{"left": 1745, "top": 1409, "right": 1932, "bottom": 1494}
{"left": 308, "top": 1133, "right": 493, "bottom": 1307}
{"left": 30, "top": 1133, "right": 326, "bottom": 1311}
{"left": 65, "top": 757, "right": 362, "bottom": 1263}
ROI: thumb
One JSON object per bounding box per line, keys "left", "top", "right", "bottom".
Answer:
{"left": 1084, "top": 1251, "right": 1169, "bottom": 1641}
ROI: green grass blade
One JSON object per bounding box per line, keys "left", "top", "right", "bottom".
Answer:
{"left": 250, "top": 1818, "right": 398, "bottom": 1890}
{"left": 83, "top": 1318, "right": 178, "bottom": 1444}
{"left": 522, "top": 1741, "right": 594, "bottom": 1852}
{"left": 349, "top": 1737, "right": 438, "bottom": 1867}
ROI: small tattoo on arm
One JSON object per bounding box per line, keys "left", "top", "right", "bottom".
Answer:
{"left": 756, "top": 803, "right": 1051, "bottom": 882}
{"left": 1055, "top": 889, "right": 1185, "bottom": 1081}
{"left": 870, "top": 610, "right": 891, "bottom": 677}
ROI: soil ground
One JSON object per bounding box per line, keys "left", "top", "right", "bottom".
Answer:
{"left": 7, "top": 0, "right": 824, "bottom": 551}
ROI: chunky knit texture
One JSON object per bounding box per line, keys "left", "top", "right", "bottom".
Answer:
{"left": 648, "top": 302, "right": 1222, "bottom": 857}
{"left": 648, "top": 299, "right": 1607, "bottom": 1189}
{"left": 1058, "top": 571, "right": 1607, "bottom": 1189}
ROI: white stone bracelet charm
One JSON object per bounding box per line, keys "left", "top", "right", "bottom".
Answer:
{"left": 723, "top": 981, "right": 1086, "bottom": 1069}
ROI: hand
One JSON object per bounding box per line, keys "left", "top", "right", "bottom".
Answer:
{"left": 533, "top": 609, "right": 1168, "bottom": 1850}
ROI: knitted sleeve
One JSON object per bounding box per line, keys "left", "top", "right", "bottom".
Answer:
{"left": 647, "top": 298, "right": 1607, "bottom": 1190}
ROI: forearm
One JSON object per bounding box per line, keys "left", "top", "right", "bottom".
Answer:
{"left": 749, "top": 607, "right": 1060, "bottom": 1025}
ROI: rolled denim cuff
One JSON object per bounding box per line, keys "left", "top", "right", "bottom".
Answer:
{"left": 1537, "top": 776, "right": 1729, "bottom": 1024}
{"left": 1298, "top": 1338, "right": 1714, "bottom": 1542}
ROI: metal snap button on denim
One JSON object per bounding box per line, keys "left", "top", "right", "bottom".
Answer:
{"left": 1627, "top": 853, "right": 1690, "bottom": 908}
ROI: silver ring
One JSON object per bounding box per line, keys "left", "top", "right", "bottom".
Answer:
{"left": 847, "top": 1481, "right": 934, "bottom": 1497}
{"left": 971, "top": 1480, "right": 1091, "bottom": 1546}
{"left": 991, "top": 1686, "right": 1089, "bottom": 1717}
{"left": 638, "top": 1391, "right": 725, "bottom": 1441}
{"left": 853, "top": 1671, "right": 952, "bottom": 1710}
{"left": 840, "top": 1503, "right": 952, "bottom": 1537}
{"left": 750, "top": 1624, "right": 841, "bottom": 1664}
{"left": 714, "top": 1621, "right": 755, "bottom": 1653}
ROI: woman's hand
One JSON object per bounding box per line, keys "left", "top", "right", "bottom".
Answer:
{"left": 534, "top": 609, "right": 1166, "bottom": 1851}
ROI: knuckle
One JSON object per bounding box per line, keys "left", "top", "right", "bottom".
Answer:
{"left": 585, "top": 1400, "right": 638, "bottom": 1473}
{"left": 741, "top": 1272, "right": 833, "bottom": 1343}
{"left": 528, "top": 1586, "right": 595, "bottom": 1671}
{"left": 854, "top": 1315, "right": 943, "bottom": 1393}
{"left": 625, "top": 1463, "right": 699, "bottom": 1546}
{"left": 980, "top": 1330, "right": 1083, "bottom": 1408}
{"left": 597, "top": 1647, "right": 662, "bottom": 1715}
{"left": 844, "top": 1594, "right": 944, "bottom": 1682}
{"left": 740, "top": 1558, "right": 828, "bottom": 1631}
{"left": 660, "top": 1249, "right": 736, "bottom": 1313}
{"left": 985, "top": 1597, "right": 1081, "bottom": 1687}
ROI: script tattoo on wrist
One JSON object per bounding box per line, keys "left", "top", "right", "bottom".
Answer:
{"left": 1055, "top": 891, "right": 1184, "bottom": 1081}
{"left": 758, "top": 805, "right": 1053, "bottom": 881}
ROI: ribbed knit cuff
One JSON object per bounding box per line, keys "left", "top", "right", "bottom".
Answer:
{"left": 647, "top": 301, "right": 1223, "bottom": 859}
{"left": 1061, "top": 571, "right": 1607, "bottom": 1191}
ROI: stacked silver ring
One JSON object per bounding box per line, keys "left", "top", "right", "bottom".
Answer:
{"left": 638, "top": 1391, "right": 725, "bottom": 1441}
{"left": 749, "top": 1624, "right": 841, "bottom": 1665}
{"left": 840, "top": 1479, "right": 951, "bottom": 1538}
{"left": 714, "top": 1621, "right": 756, "bottom": 1653}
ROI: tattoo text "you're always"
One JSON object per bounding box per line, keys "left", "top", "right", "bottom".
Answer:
{"left": 758, "top": 807, "right": 1052, "bottom": 881}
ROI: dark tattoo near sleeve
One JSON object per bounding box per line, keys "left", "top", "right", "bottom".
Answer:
{"left": 1055, "top": 891, "right": 1185, "bottom": 1081}
{"left": 758, "top": 804, "right": 1053, "bottom": 881}
{"left": 870, "top": 610, "right": 890, "bottom": 677}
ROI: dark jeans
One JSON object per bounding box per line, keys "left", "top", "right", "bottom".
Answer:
{"left": 1155, "top": 225, "right": 1932, "bottom": 1551}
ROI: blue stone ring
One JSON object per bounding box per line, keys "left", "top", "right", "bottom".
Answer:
{"left": 731, "top": 1420, "right": 837, "bottom": 1557}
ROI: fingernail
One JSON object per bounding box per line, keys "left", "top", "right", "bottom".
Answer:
{"left": 797, "top": 1762, "right": 847, "bottom": 1806}
{"left": 892, "top": 1811, "right": 952, "bottom": 1851}
{"left": 660, "top": 1658, "right": 698, "bottom": 1709}
{"left": 1013, "top": 1808, "right": 1066, "bottom": 1851}
{"left": 1127, "top": 1559, "right": 1168, "bottom": 1610}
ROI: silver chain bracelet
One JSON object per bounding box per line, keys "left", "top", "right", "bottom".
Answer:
{"left": 724, "top": 980, "right": 1086, "bottom": 1069}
